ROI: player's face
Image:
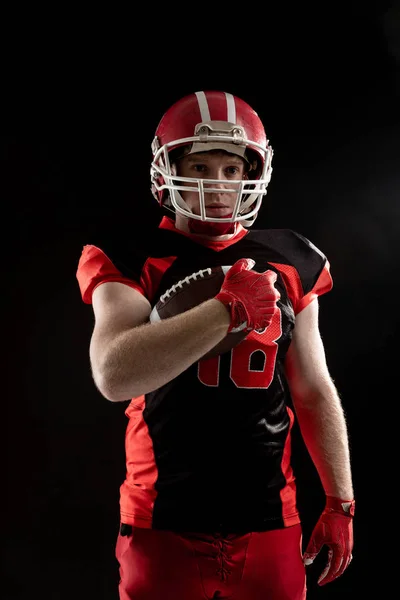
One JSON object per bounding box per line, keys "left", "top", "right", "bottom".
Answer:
{"left": 175, "top": 151, "right": 248, "bottom": 218}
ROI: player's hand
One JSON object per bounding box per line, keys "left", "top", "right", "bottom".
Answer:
{"left": 215, "top": 258, "right": 280, "bottom": 332}
{"left": 303, "top": 496, "right": 355, "bottom": 586}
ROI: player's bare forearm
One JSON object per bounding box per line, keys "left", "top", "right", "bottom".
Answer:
{"left": 93, "top": 299, "right": 230, "bottom": 402}
{"left": 292, "top": 385, "right": 354, "bottom": 499}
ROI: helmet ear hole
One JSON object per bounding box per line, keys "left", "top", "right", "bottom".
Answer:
{"left": 244, "top": 149, "right": 262, "bottom": 179}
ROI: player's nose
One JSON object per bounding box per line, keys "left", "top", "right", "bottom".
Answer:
{"left": 204, "top": 180, "right": 227, "bottom": 189}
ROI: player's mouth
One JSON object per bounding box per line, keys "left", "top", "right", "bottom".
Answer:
{"left": 206, "top": 204, "right": 231, "bottom": 214}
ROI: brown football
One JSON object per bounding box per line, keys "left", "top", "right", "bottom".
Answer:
{"left": 149, "top": 265, "right": 249, "bottom": 360}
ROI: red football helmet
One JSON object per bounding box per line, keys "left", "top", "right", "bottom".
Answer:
{"left": 150, "top": 91, "right": 273, "bottom": 227}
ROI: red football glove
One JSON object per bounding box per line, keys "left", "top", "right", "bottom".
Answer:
{"left": 215, "top": 258, "right": 280, "bottom": 332}
{"left": 303, "top": 496, "right": 355, "bottom": 586}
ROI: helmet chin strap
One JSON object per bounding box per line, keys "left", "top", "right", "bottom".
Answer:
{"left": 188, "top": 216, "right": 236, "bottom": 236}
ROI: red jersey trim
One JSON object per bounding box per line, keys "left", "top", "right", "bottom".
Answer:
{"left": 158, "top": 216, "right": 249, "bottom": 251}
{"left": 140, "top": 256, "right": 178, "bottom": 304}
{"left": 279, "top": 406, "right": 300, "bottom": 527}
{"left": 120, "top": 397, "right": 158, "bottom": 528}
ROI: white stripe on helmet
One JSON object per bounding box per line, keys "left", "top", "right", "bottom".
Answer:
{"left": 225, "top": 92, "right": 236, "bottom": 123}
{"left": 195, "top": 91, "right": 211, "bottom": 122}
{"left": 195, "top": 91, "right": 237, "bottom": 123}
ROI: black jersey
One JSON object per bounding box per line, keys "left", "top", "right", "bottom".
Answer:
{"left": 77, "top": 216, "right": 333, "bottom": 533}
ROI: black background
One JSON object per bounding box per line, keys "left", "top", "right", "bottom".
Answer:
{"left": 3, "top": 4, "right": 399, "bottom": 598}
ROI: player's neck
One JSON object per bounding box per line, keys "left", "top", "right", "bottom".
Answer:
{"left": 175, "top": 217, "right": 238, "bottom": 241}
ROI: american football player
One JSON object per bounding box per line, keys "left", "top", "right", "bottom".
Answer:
{"left": 76, "top": 90, "right": 354, "bottom": 600}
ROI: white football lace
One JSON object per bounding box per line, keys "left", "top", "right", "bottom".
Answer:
{"left": 160, "top": 268, "right": 212, "bottom": 303}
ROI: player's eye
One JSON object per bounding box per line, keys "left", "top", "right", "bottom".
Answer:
{"left": 225, "top": 166, "right": 240, "bottom": 175}
{"left": 192, "top": 164, "right": 208, "bottom": 173}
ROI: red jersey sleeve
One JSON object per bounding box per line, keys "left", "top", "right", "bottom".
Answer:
{"left": 267, "top": 230, "right": 333, "bottom": 315}
{"left": 76, "top": 244, "right": 146, "bottom": 304}
{"left": 296, "top": 260, "right": 333, "bottom": 313}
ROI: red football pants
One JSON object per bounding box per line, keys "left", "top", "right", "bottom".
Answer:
{"left": 116, "top": 524, "right": 306, "bottom": 600}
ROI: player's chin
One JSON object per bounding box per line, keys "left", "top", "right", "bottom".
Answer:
{"left": 205, "top": 207, "right": 233, "bottom": 217}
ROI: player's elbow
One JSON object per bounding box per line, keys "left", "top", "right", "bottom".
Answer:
{"left": 91, "top": 365, "right": 135, "bottom": 403}
{"left": 90, "top": 342, "right": 137, "bottom": 402}
{"left": 95, "top": 377, "right": 134, "bottom": 402}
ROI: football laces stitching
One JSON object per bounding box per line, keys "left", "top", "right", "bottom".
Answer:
{"left": 160, "top": 268, "right": 212, "bottom": 303}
